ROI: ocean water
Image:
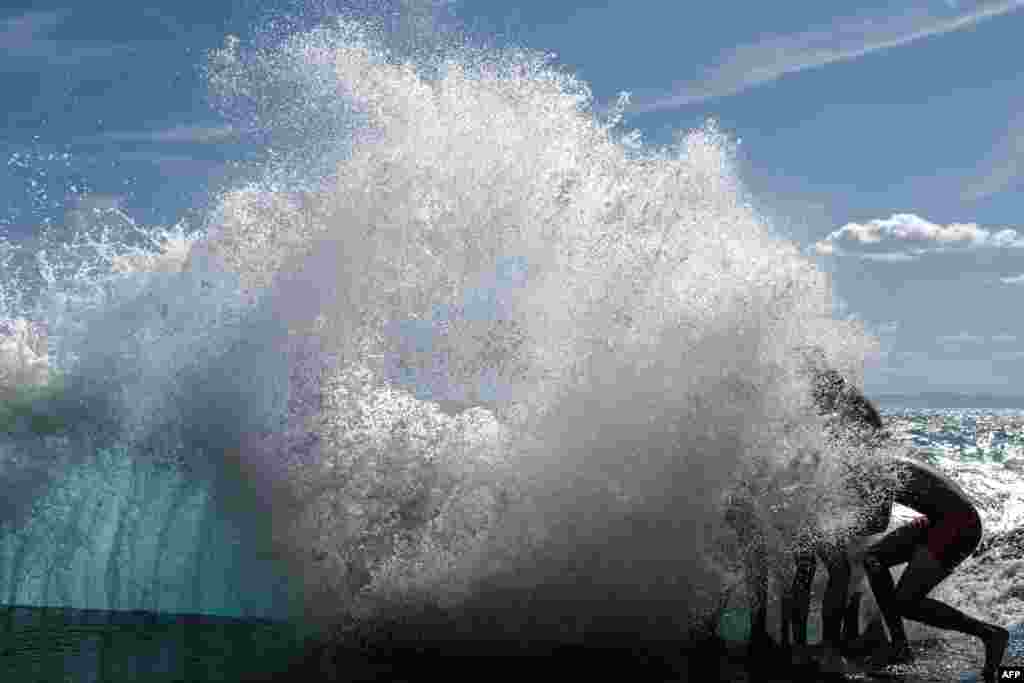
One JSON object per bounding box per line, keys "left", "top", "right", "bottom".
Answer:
{"left": 881, "top": 407, "right": 1024, "bottom": 533}
{"left": 0, "top": 12, "right": 969, "bottom": 652}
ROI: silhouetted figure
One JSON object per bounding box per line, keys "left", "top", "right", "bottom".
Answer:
{"left": 785, "top": 354, "right": 889, "bottom": 670}
{"left": 722, "top": 348, "right": 889, "bottom": 670}
{"left": 861, "top": 456, "right": 1009, "bottom": 682}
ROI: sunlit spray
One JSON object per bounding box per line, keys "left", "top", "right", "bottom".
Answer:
{"left": 0, "top": 10, "right": 883, "bottom": 651}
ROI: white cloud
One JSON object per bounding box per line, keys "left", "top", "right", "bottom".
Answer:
{"left": 844, "top": 222, "right": 886, "bottom": 244}
{"left": 1000, "top": 273, "right": 1024, "bottom": 284}
{"left": 0, "top": 10, "right": 133, "bottom": 66}
{"left": 812, "top": 241, "right": 835, "bottom": 256}
{"left": 992, "top": 334, "right": 1018, "bottom": 343}
{"left": 633, "top": 1, "right": 1024, "bottom": 112}
{"left": 813, "top": 212, "right": 1024, "bottom": 260}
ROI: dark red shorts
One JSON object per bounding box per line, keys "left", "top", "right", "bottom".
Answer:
{"left": 908, "top": 511, "right": 982, "bottom": 569}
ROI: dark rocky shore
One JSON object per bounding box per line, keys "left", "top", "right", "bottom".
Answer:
{"left": 2, "top": 526, "right": 1021, "bottom": 682}
{"left": 286, "top": 525, "right": 1024, "bottom": 683}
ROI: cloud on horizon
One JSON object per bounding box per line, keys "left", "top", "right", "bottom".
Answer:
{"left": 926, "top": 332, "right": 1024, "bottom": 358}
{"left": 632, "top": 1, "right": 1024, "bottom": 112}
{"left": 870, "top": 351, "right": 1023, "bottom": 389}
{"left": 812, "top": 212, "right": 1024, "bottom": 262}
{"left": 937, "top": 332, "right": 986, "bottom": 350}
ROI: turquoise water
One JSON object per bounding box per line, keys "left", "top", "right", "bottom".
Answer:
{"left": 0, "top": 443, "right": 298, "bottom": 620}
{"left": 881, "top": 407, "right": 1024, "bottom": 464}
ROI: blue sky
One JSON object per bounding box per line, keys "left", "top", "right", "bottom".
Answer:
{"left": 3, "top": 1, "right": 1024, "bottom": 399}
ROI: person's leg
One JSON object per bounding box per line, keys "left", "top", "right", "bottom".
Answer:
{"left": 843, "top": 535, "right": 870, "bottom": 645}
{"left": 789, "top": 551, "right": 816, "bottom": 646}
{"left": 843, "top": 591, "right": 862, "bottom": 642}
{"left": 892, "top": 544, "right": 1008, "bottom": 679}
{"left": 862, "top": 520, "right": 927, "bottom": 653}
{"left": 745, "top": 537, "right": 773, "bottom": 654}
{"left": 777, "top": 572, "right": 793, "bottom": 649}
{"left": 820, "top": 543, "right": 851, "bottom": 648}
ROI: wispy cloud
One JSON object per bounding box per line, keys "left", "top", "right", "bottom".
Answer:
{"left": 0, "top": 10, "right": 134, "bottom": 66}
{"left": 1000, "top": 273, "right": 1024, "bottom": 285}
{"left": 962, "top": 108, "right": 1024, "bottom": 201}
{"left": 91, "top": 124, "right": 239, "bottom": 145}
{"left": 138, "top": 8, "right": 189, "bottom": 39}
{"left": 115, "top": 151, "right": 225, "bottom": 172}
{"left": 937, "top": 332, "right": 986, "bottom": 346}
{"left": 934, "top": 332, "right": 1024, "bottom": 356}
{"left": 858, "top": 252, "right": 918, "bottom": 263}
{"left": 633, "top": 1, "right": 1024, "bottom": 112}
{"left": 872, "top": 356, "right": 1012, "bottom": 391}
{"left": 878, "top": 321, "right": 902, "bottom": 334}
{"left": 812, "top": 212, "right": 1024, "bottom": 261}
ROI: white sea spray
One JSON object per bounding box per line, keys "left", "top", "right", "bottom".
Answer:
{"left": 0, "top": 14, "right": 884, "bottom": 639}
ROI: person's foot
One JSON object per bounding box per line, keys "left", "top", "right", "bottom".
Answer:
{"left": 817, "top": 645, "right": 848, "bottom": 674}
{"left": 789, "top": 644, "right": 815, "bottom": 669}
{"left": 747, "top": 631, "right": 778, "bottom": 659}
{"left": 843, "top": 617, "right": 888, "bottom": 659}
{"left": 981, "top": 625, "right": 1009, "bottom": 682}
{"left": 869, "top": 640, "right": 914, "bottom": 667}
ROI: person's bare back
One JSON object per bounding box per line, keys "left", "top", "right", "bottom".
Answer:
{"left": 893, "top": 456, "right": 974, "bottom": 521}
